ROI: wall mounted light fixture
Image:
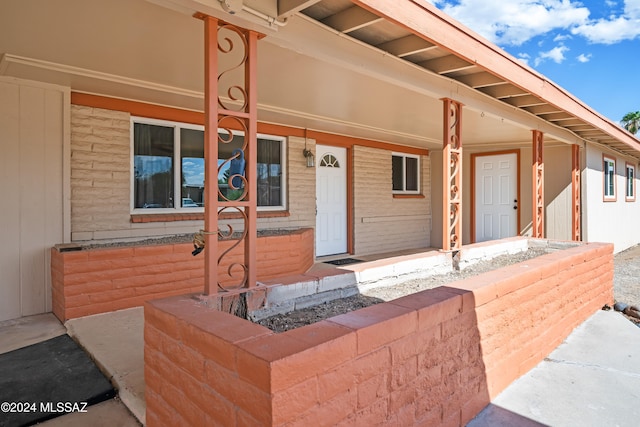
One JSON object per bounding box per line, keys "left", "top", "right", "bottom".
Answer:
{"left": 303, "top": 148, "right": 315, "bottom": 168}
{"left": 303, "top": 129, "right": 315, "bottom": 167}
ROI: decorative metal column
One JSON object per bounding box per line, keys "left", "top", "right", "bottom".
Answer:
{"left": 442, "top": 98, "right": 463, "bottom": 251}
{"left": 532, "top": 130, "right": 544, "bottom": 238}
{"left": 571, "top": 144, "right": 581, "bottom": 241}
{"left": 198, "top": 15, "right": 259, "bottom": 295}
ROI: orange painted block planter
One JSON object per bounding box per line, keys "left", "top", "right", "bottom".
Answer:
{"left": 51, "top": 228, "right": 313, "bottom": 321}
{"left": 144, "top": 242, "right": 613, "bottom": 426}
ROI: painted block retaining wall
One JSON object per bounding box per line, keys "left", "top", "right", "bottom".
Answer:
{"left": 144, "top": 241, "right": 613, "bottom": 426}
{"left": 51, "top": 228, "right": 313, "bottom": 321}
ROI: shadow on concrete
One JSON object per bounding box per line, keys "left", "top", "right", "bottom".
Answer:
{"left": 467, "top": 403, "right": 550, "bottom": 426}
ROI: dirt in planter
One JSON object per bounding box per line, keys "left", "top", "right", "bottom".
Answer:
{"left": 256, "top": 247, "right": 550, "bottom": 333}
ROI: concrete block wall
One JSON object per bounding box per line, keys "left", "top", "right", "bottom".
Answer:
{"left": 51, "top": 228, "right": 313, "bottom": 321}
{"left": 144, "top": 241, "right": 613, "bottom": 426}
{"left": 70, "top": 105, "right": 131, "bottom": 240}
{"left": 353, "top": 145, "right": 431, "bottom": 256}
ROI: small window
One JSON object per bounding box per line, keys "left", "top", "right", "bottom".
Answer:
{"left": 320, "top": 154, "right": 339, "bottom": 167}
{"left": 626, "top": 163, "right": 635, "bottom": 201}
{"left": 392, "top": 153, "right": 420, "bottom": 194}
{"left": 603, "top": 156, "right": 616, "bottom": 201}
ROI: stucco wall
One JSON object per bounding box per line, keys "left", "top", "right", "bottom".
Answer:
{"left": 353, "top": 146, "right": 431, "bottom": 255}
{"left": 583, "top": 143, "right": 640, "bottom": 252}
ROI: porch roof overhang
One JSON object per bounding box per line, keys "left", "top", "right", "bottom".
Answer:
{"left": 283, "top": 0, "right": 640, "bottom": 159}
{"left": 2, "top": 0, "right": 639, "bottom": 160}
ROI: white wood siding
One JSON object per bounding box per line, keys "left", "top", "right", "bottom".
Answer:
{"left": 0, "top": 78, "right": 66, "bottom": 320}
{"left": 544, "top": 145, "right": 572, "bottom": 241}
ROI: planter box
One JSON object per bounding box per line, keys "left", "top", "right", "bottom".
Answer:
{"left": 144, "top": 241, "right": 613, "bottom": 426}
{"left": 51, "top": 228, "right": 314, "bottom": 321}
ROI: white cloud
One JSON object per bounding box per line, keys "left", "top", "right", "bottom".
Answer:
{"left": 576, "top": 53, "right": 592, "bottom": 62}
{"left": 553, "top": 33, "right": 571, "bottom": 42}
{"left": 429, "top": 0, "right": 640, "bottom": 46}
{"left": 428, "top": 1, "right": 590, "bottom": 46}
{"left": 516, "top": 52, "right": 531, "bottom": 65}
{"left": 534, "top": 45, "right": 569, "bottom": 66}
{"left": 570, "top": 0, "right": 640, "bottom": 43}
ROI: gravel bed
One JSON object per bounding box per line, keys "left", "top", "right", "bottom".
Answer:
{"left": 256, "top": 248, "right": 550, "bottom": 333}
{"left": 613, "top": 244, "right": 640, "bottom": 326}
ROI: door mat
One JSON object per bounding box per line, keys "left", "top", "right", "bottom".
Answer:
{"left": 324, "top": 258, "right": 364, "bottom": 266}
{"left": 0, "top": 334, "right": 115, "bottom": 427}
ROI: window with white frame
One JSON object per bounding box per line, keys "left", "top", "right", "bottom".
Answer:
{"left": 626, "top": 163, "right": 635, "bottom": 201}
{"left": 392, "top": 153, "right": 420, "bottom": 194}
{"left": 131, "top": 117, "right": 286, "bottom": 212}
{"left": 603, "top": 156, "right": 616, "bottom": 201}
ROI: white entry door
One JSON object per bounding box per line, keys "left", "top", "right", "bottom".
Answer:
{"left": 316, "top": 145, "right": 347, "bottom": 257}
{"left": 0, "top": 79, "right": 64, "bottom": 321}
{"left": 475, "top": 153, "right": 518, "bottom": 242}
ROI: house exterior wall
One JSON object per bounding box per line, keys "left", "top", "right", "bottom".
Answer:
{"left": 353, "top": 145, "right": 431, "bottom": 255}
{"left": 544, "top": 145, "right": 573, "bottom": 241}
{"left": 70, "top": 102, "right": 436, "bottom": 259}
{"left": 0, "top": 77, "right": 67, "bottom": 321}
{"left": 583, "top": 143, "right": 640, "bottom": 252}
{"left": 432, "top": 145, "right": 533, "bottom": 248}
{"left": 432, "top": 143, "right": 576, "bottom": 248}
{"left": 69, "top": 104, "right": 316, "bottom": 242}
{"left": 70, "top": 105, "right": 132, "bottom": 240}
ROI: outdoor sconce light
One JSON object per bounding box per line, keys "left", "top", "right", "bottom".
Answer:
{"left": 303, "top": 128, "right": 315, "bottom": 167}
{"left": 303, "top": 148, "right": 315, "bottom": 168}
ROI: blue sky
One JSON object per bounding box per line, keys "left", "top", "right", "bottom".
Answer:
{"left": 426, "top": 0, "right": 640, "bottom": 125}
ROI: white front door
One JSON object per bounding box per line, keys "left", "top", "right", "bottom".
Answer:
{"left": 315, "top": 145, "right": 347, "bottom": 257}
{"left": 474, "top": 153, "right": 518, "bottom": 242}
{"left": 0, "top": 79, "right": 65, "bottom": 321}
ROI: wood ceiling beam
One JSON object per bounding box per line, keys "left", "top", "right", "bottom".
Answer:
{"left": 479, "top": 84, "right": 529, "bottom": 99}
{"left": 524, "top": 105, "right": 563, "bottom": 115}
{"left": 418, "top": 54, "right": 475, "bottom": 74}
{"left": 561, "top": 119, "right": 590, "bottom": 127}
{"left": 376, "top": 34, "right": 436, "bottom": 57}
{"left": 538, "top": 112, "right": 574, "bottom": 121}
{"left": 456, "top": 71, "right": 505, "bottom": 88}
{"left": 322, "top": 5, "right": 383, "bottom": 33}
{"left": 277, "top": 0, "right": 321, "bottom": 18}
{"left": 503, "top": 95, "right": 546, "bottom": 107}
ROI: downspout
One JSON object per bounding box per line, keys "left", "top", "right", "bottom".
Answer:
{"left": 242, "top": 5, "right": 288, "bottom": 27}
